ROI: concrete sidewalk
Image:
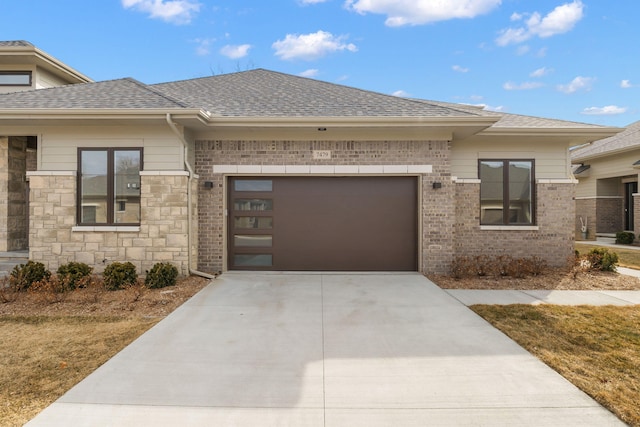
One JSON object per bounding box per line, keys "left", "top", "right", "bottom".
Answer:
{"left": 26, "top": 273, "right": 623, "bottom": 426}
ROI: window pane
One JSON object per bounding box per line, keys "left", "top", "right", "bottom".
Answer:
{"left": 114, "top": 150, "right": 141, "bottom": 223}
{"left": 234, "top": 235, "right": 273, "bottom": 247}
{"left": 234, "top": 180, "right": 273, "bottom": 191}
{"left": 234, "top": 254, "right": 273, "bottom": 267}
{"left": 508, "top": 161, "right": 532, "bottom": 224}
{"left": 0, "top": 72, "right": 31, "bottom": 85}
{"left": 480, "top": 161, "right": 504, "bottom": 225}
{"left": 81, "top": 151, "right": 108, "bottom": 223}
{"left": 235, "top": 217, "right": 273, "bottom": 229}
{"left": 234, "top": 199, "right": 273, "bottom": 211}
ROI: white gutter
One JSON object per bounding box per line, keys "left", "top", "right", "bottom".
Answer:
{"left": 165, "top": 113, "right": 216, "bottom": 280}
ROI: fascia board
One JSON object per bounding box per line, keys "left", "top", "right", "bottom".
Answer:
{"left": 0, "top": 108, "right": 207, "bottom": 120}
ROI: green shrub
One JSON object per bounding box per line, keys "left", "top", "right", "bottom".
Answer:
{"left": 103, "top": 262, "right": 138, "bottom": 291}
{"left": 56, "top": 262, "right": 93, "bottom": 290}
{"left": 587, "top": 247, "right": 619, "bottom": 272}
{"left": 616, "top": 231, "right": 635, "bottom": 245}
{"left": 9, "top": 261, "right": 51, "bottom": 291}
{"left": 145, "top": 262, "right": 179, "bottom": 289}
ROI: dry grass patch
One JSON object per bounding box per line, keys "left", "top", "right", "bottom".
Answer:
{"left": 0, "top": 316, "right": 159, "bottom": 427}
{"left": 472, "top": 304, "right": 640, "bottom": 427}
{"left": 0, "top": 275, "right": 210, "bottom": 427}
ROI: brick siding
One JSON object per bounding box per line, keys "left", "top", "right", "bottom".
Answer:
{"left": 195, "top": 139, "right": 454, "bottom": 275}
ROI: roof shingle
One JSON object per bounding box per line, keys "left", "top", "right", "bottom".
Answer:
{"left": 572, "top": 120, "right": 640, "bottom": 160}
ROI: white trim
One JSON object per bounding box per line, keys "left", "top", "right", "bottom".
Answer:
{"left": 454, "top": 178, "right": 481, "bottom": 184}
{"left": 26, "top": 170, "right": 75, "bottom": 176}
{"left": 140, "top": 170, "right": 190, "bottom": 176}
{"left": 536, "top": 178, "right": 577, "bottom": 184}
{"left": 72, "top": 226, "right": 140, "bottom": 232}
{"left": 480, "top": 225, "right": 540, "bottom": 231}
{"left": 634, "top": 193, "right": 640, "bottom": 197}
{"left": 212, "top": 164, "right": 433, "bottom": 174}
{"left": 575, "top": 196, "right": 624, "bottom": 200}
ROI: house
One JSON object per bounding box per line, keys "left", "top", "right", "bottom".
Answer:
{"left": 0, "top": 41, "right": 622, "bottom": 276}
{"left": 572, "top": 121, "right": 640, "bottom": 240}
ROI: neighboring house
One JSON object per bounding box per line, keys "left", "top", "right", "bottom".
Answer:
{"left": 572, "top": 121, "right": 640, "bottom": 240}
{"left": 0, "top": 41, "right": 622, "bottom": 276}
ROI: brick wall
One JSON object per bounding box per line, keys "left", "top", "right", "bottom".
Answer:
{"left": 596, "top": 198, "right": 623, "bottom": 233}
{"left": 195, "top": 139, "right": 454, "bottom": 274}
{"left": 575, "top": 198, "right": 596, "bottom": 240}
{"left": 454, "top": 181, "right": 575, "bottom": 268}
{"left": 28, "top": 172, "right": 194, "bottom": 275}
{"left": 635, "top": 194, "right": 640, "bottom": 238}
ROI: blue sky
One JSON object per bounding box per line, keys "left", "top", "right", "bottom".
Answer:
{"left": 4, "top": 1, "right": 640, "bottom": 127}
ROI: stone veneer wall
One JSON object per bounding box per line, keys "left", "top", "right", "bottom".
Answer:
{"left": 455, "top": 181, "right": 575, "bottom": 268}
{"left": 595, "top": 198, "right": 623, "bottom": 234}
{"left": 195, "top": 140, "right": 454, "bottom": 275}
{"left": 575, "top": 198, "right": 596, "bottom": 240}
{"left": 28, "top": 171, "right": 195, "bottom": 275}
{"left": 0, "top": 136, "right": 28, "bottom": 251}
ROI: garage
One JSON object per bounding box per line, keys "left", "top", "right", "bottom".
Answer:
{"left": 228, "top": 176, "right": 418, "bottom": 271}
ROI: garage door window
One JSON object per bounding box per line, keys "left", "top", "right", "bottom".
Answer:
{"left": 229, "top": 179, "right": 274, "bottom": 268}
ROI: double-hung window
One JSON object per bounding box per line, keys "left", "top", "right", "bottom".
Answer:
{"left": 479, "top": 159, "right": 535, "bottom": 225}
{"left": 78, "top": 148, "right": 142, "bottom": 225}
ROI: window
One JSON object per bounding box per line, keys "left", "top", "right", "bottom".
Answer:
{"left": 78, "top": 148, "right": 142, "bottom": 225}
{"left": 479, "top": 160, "right": 534, "bottom": 225}
{"left": 0, "top": 71, "right": 32, "bottom": 86}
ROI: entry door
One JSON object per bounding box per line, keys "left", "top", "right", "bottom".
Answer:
{"left": 228, "top": 176, "right": 418, "bottom": 271}
{"left": 625, "top": 181, "right": 637, "bottom": 231}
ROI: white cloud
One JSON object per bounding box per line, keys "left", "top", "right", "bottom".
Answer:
{"left": 121, "top": 0, "right": 200, "bottom": 24}
{"left": 530, "top": 67, "right": 551, "bottom": 78}
{"left": 621, "top": 79, "right": 634, "bottom": 88}
{"left": 345, "top": 0, "right": 501, "bottom": 27}
{"left": 299, "top": 0, "right": 329, "bottom": 3}
{"left": 392, "top": 90, "right": 411, "bottom": 97}
{"left": 452, "top": 65, "right": 469, "bottom": 73}
{"left": 193, "top": 38, "right": 214, "bottom": 56}
{"left": 299, "top": 69, "right": 320, "bottom": 77}
{"left": 516, "top": 45, "right": 530, "bottom": 56}
{"left": 557, "top": 76, "right": 594, "bottom": 94}
{"left": 472, "top": 103, "right": 506, "bottom": 112}
{"left": 503, "top": 81, "right": 544, "bottom": 90}
{"left": 220, "top": 44, "right": 252, "bottom": 59}
{"left": 272, "top": 30, "right": 357, "bottom": 61}
{"left": 581, "top": 105, "right": 627, "bottom": 115}
{"left": 496, "top": 0, "right": 584, "bottom": 46}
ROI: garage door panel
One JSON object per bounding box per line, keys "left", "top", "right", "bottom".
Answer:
{"left": 229, "top": 177, "right": 417, "bottom": 271}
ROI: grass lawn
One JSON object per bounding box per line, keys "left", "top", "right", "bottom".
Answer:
{"left": 0, "top": 316, "right": 159, "bottom": 427}
{"left": 575, "top": 242, "right": 640, "bottom": 269}
{"left": 473, "top": 304, "right": 640, "bottom": 427}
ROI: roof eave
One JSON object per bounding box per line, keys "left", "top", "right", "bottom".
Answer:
{"left": 572, "top": 144, "right": 640, "bottom": 162}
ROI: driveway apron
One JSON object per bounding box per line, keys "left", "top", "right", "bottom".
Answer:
{"left": 26, "top": 273, "right": 624, "bottom": 426}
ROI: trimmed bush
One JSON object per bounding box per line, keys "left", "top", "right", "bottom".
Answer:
{"left": 587, "top": 247, "right": 619, "bottom": 272}
{"left": 103, "top": 262, "right": 138, "bottom": 291}
{"left": 56, "top": 262, "right": 93, "bottom": 290}
{"left": 616, "top": 231, "right": 635, "bottom": 245}
{"left": 145, "top": 262, "right": 179, "bottom": 289}
{"left": 9, "top": 261, "right": 51, "bottom": 291}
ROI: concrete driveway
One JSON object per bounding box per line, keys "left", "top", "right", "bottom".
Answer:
{"left": 27, "top": 273, "right": 623, "bottom": 426}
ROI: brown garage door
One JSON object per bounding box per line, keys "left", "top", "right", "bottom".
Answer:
{"left": 228, "top": 176, "right": 418, "bottom": 271}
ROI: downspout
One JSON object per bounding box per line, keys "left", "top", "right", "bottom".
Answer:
{"left": 166, "top": 113, "right": 217, "bottom": 280}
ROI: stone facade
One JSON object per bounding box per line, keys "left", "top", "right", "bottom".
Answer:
{"left": 455, "top": 181, "right": 575, "bottom": 268}
{"left": 0, "top": 136, "right": 28, "bottom": 251}
{"left": 27, "top": 171, "right": 196, "bottom": 275}
{"left": 195, "top": 139, "right": 454, "bottom": 275}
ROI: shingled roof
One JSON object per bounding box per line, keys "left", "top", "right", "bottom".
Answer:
{"left": 572, "top": 120, "right": 640, "bottom": 160}
{"left": 151, "top": 69, "right": 478, "bottom": 118}
{"left": 0, "top": 78, "right": 187, "bottom": 109}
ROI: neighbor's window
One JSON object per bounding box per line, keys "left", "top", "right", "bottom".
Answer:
{"left": 0, "top": 71, "right": 32, "bottom": 86}
{"left": 479, "top": 160, "right": 534, "bottom": 225}
{"left": 78, "top": 148, "right": 142, "bottom": 225}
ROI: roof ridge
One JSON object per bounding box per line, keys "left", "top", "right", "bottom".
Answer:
{"left": 125, "top": 78, "right": 190, "bottom": 108}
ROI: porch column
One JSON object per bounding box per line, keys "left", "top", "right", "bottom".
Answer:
{"left": 0, "top": 136, "right": 28, "bottom": 251}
